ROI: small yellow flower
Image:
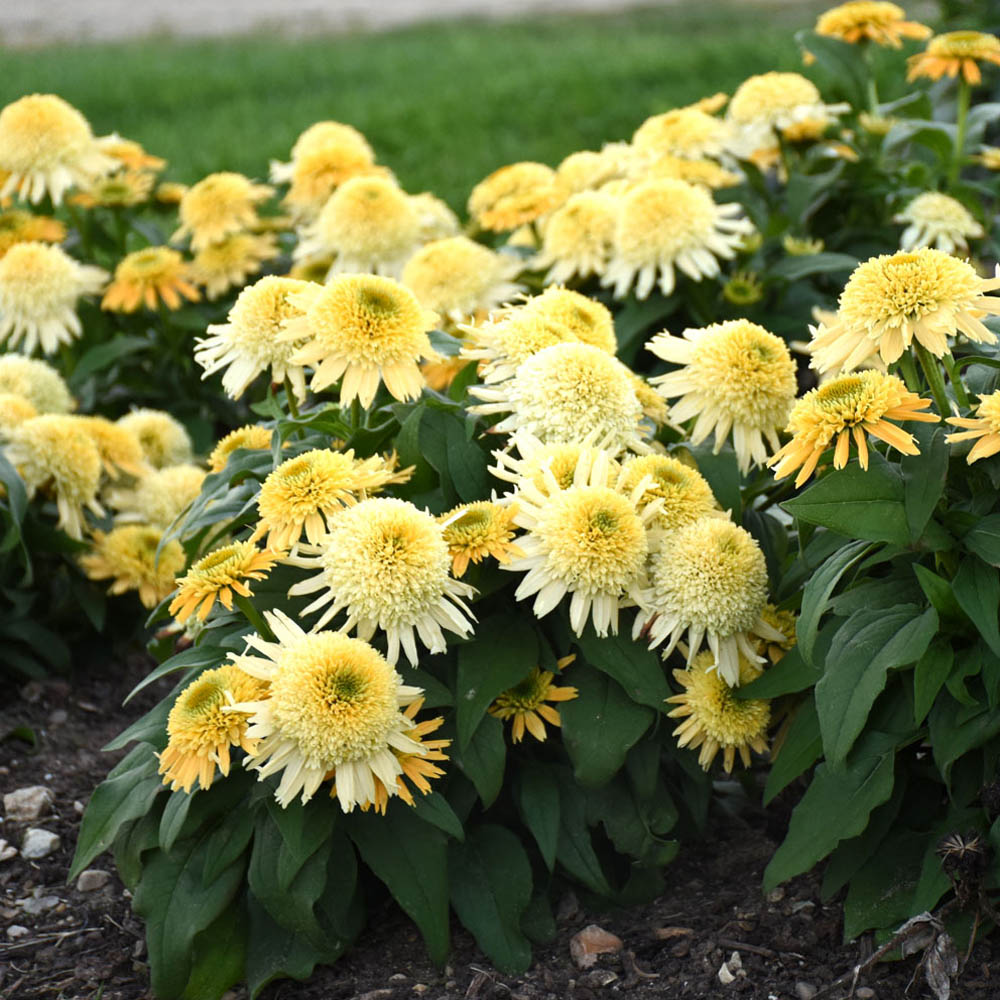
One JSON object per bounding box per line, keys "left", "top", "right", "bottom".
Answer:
{"left": 619, "top": 453, "right": 721, "bottom": 532}
{"left": 632, "top": 107, "right": 731, "bottom": 161}
{"left": 489, "top": 660, "right": 578, "bottom": 742}
{"left": 0, "top": 392, "right": 37, "bottom": 438}
{"left": 768, "top": 370, "right": 938, "bottom": 487}
{"left": 946, "top": 390, "right": 1000, "bottom": 464}
{"left": 169, "top": 541, "right": 279, "bottom": 623}
{"left": 80, "top": 415, "right": 147, "bottom": 479}
{"left": 70, "top": 169, "right": 154, "bottom": 208}
{"left": 908, "top": 31, "right": 1000, "bottom": 85}
{"left": 782, "top": 235, "right": 825, "bottom": 256}
{"left": 815, "top": 2, "right": 930, "bottom": 48}
{"left": 722, "top": 270, "right": 765, "bottom": 306}
{"left": 555, "top": 146, "right": 627, "bottom": 193}
{"left": 533, "top": 192, "right": 618, "bottom": 285}
{"left": 0, "top": 210, "right": 65, "bottom": 259}
{"left": 80, "top": 525, "right": 185, "bottom": 608}
{"left": 468, "top": 162, "right": 564, "bottom": 232}
{"left": 758, "top": 604, "right": 798, "bottom": 665}
{"left": 96, "top": 134, "right": 166, "bottom": 172}
{"left": 102, "top": 247, "right": 201, "bottom": 313}
{"left": 520, "top": 286, "right": 617, "bottom": 355}
{"left": 158, "top": 664, "right": 268, "bottom": 793}
{"left": 116, "top": 408, "right": 192, "bottom": 468}
{"left": 190, "top": 232, "right": 278, "bottom": 299}
{"left": 666, "top": 651, "right": 770, "bottom": 773}
{"left": 172, "top": 172, "right": 274, "bottom": 251}
{"left": 0, "top": 354, "right": 72, "bottom": 413}
{"left": 106, "top": 464, "right": 205, "bottom": 528}
{"left": 893, "top": 192, "right": 984, "bottom": 255}
{"left": 439, "top": 501, "right": 523, "bottom": 576}
{"left": 207, "top": 425, "right": 275, "bottom": 473}
{"left": 973, "top": 146, "right": 1000, "bottom": 170}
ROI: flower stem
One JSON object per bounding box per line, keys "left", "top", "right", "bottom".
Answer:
{"left": 941, "top": 352, "right": 971, "bottom": 409}
{"left": 897, "top": 351, "right": 920, "bottom": 393}
{"left": 351, "top": 397, "right": 364, "bottom": 432}
{"left": 283, "top": 376, "right": 300, "bottom": 419}
{"left": 949, "top": 78, "right": 971, "bottom": 189}
{"left": 234, "top": 593, "right": 274, "bottom": 641}
{"left": 914, "top": 344, "right": 951, "bottom": 417}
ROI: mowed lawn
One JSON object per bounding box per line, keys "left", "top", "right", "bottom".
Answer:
{"left": 1, "top": 3, "right": 828, "bottom": 208}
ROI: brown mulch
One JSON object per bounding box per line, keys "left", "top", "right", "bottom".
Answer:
{"left": 0, "top": 657, "right": 995, "bottom": 1000}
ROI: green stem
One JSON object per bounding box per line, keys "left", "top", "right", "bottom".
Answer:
{"left": 897, "top": 351, "right": 920, "bottom": 393}
{"left": 941, "top": 352, "right": 971, "bottom": 408}
{"left": 283, "top": 376, "right": 300, "bottom": 419}
{"left": 234, "top": 594, "right": 274, "bottom": 641}
{"left": 350, "top": 397, "right": 364, "bottom": 432}
{"left": 949, "top": 78, "right": 971, "bottom": 189}
{"left": 914, "top": 344, "right": 951, "bottom": 418}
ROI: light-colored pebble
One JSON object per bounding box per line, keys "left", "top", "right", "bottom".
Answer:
{"left": 20, "top": 894, "right": 60, "bottom": 915}
{"left": 3, "top": 786, "right": 54, "bottom": 822}
{"left": 855, "top": 990, "right": 875, "bottom": 999}
{"left": 569, "top": 923, "right": 623, "bottom": 969}
{"left": 7, "top": 924, "right": 30, "bottom": 940}
{"left": 76, "top": 869, "right": 112, "bottom": 892}
{"left": 795, "top": 983, "right": 817, "bottom": 1000}
{"left": 21, "top": 828, "right": 60, "bottom": 859}
{"left": 48, "top": 709, "right": 68, "bottom": 725}
{"left": 0, "top": 838, "right": 17, "bottom": 862}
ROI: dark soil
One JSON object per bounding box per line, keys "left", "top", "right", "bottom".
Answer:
{"left": 1, "top": 658, "right": 996, "bottom": 1000}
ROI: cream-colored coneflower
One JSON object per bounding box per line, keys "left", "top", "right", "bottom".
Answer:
{"left": 106, "top": 463, "right": 205, "bottom": 528}
{"left": 158, "top": 664, "right": 268, "bottom": 793}
{"left": 468, "top": 162, "right": 565, "bottom": 232}
{"left": 533, "top": 191, "right": 618, "bottom": 285}
{"left": 80, "top": 524, "right": 185, "bottom": 608}
{"left": 251, "top": 448, "right": 410, "bottom": 552}
{"left": 422, "top": 354, "right": 472, "bottom": 392}
{"left": 6, "top": 414, "right": 103, "bottom": 539}
{"left": 908, "top": 30, "right": 1000, "bottom": 85}
{"left": 632, "top": 107, "right": 732, "bottom": 162}
{"left": 0, "top": 210, "right": 65, "bottom": 259}
{"left": 70, "top": 169, "right": 154, "bottom": 209}
{"left": 0, "top": 94, "right": 115, "bottom": 205}
{"left": 116, "top": 408, "right": 192, "bottom": 468}
{"left": 816, "top": 2, "right": 930, "bottom": 47}
{"left": 169, "top": 541, "right": 278, "bottom": 623}
{"left": 283, "top": 274, "right": 438, "bottom": 407}
{"left": 768, "top": 370, "right": 938, "bottom": 486}
{"left": 287, "top": 497, "right": 475, "bottom": 665}
{"left": 619, "top": 453, "right": 721, "bottom": 532}
{"left": 0, "top": 355, "right": 72, "bottom": 413}
{"left": 294, "top": 175, "right": 421, "bottom": 279}
{"left": 190, "top": 232, "right": 278, "bottom": 300}
{"left": 636, "top": 155, "right": 742, "bottom": 190}
{"left": 227, "top": 610, "right": 426, "bottom": 810}
{"left": 80, "top": 416, "right": 147, "bottom": 479}
{"left": 401, "top": 236, "right": 524, "bottom": 322}
{"left": 439, "top": 500, "right": 523, "bottom": 576}
{"left": 489, "top": 661, "right": 578, "bottom": 742}
{"left": 636, "top": 517, "right": 780, "bottom": 687}
{"left": 101, "top": 247, "right": 200, "bottom": 313}
{"left": 490, "top": 435, "right": 622, "bottom": 496}
{"left": 409, "top": 191, "right": 461, "bottom": 242}
{"left": 602, "top": 178, "right": 752, "bottom": 299}
{"left": 0, "top": 242, "right": 106, "bottom": 355}
{"left": 647, "top": 320, "right": 798, "bottom": 473}
{"left": 172, "top": 172, "right": 274, "bottom": 251}
{"left": 555, "top": 146, "right": 628, "bottom": 193}
{"left": 758, "top": 604, "right": 798, "bottom": 664}
{"left": 459, "top": 309, "right": 576, "bottom": 385}
{"left": 629, "top": 372, "right": 671, "bottom": 426}
{"left": 0, "top": 393, "right": 37, "bottom": 439}
{"left": 808, "top": 249, "right": 1000, "bottom": 373}
{"left": 945, "top": 390, "right": 1000, "bottom": 463}
{"left": 207, "top": 425, "right": 275, "bottom": 473}
{"left": 666, "top": 651, "right": 770, "bottom": 772}
{"left": 893, "top": 192, "right": 984, "bottom": 254}
{"left": 521, "top": 286, "right": 618, "bottom": 354}
{"left": 95, "top": 133, "right": 166, "bottom": 172}
{"left": 502, "top": 447, "right": 659, "bottom": 636}
{"left": 286, "top": 120, "right": 375, "bottom": 165}
{"left": 470, "top": 342, "right": 649, "bottom": 454}
{"left": 195, "top": 275, "right": 310, "bottom": 402}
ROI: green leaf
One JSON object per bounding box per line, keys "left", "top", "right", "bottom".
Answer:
{"left": 263, "top": 795, "right": 337, "bottom": 891}
{"left": 348, "top": 806, "right": 450, "bottom": 964}
{"left": 797, "top": 539, "right": 874, "bottom": 666}
{"left": 444, "top": 414, "right": 490, "bottom": 502}
{"left": 816, "top": 605, "right": 937, "bottom": 765}
{"left": 900, "top": 427, "right": 948, "bottom": 542}
{"left": 449, "top": 824, "right": 533, "bottom": 974}
{"left": 560, "top": 664, "right": 654, "bottom": 787}
{"left": 913, "top": 639, "right": 954, "bottom": 726}
{"left": 952, "top": 556, "right": 1000, "bottom": 656}
{"left": 770, "top": 252, "right": 859, "bottom": 281}
{"left": 763, "top": 749, "right": 895, "bottom": 891}
{"left": 843, "top": 829, "right": 925, "bottom": 939}
{"left": 763, "top": 696, "right": 823, "bottom": 805}
{"left": 159, "top": 790, "right": 194, "bottom": 853}
{"left": 133, "top": 827, "right": 247, "bottom": 999}
{"left": 913, "top": 564, "right": 963, "bottom": 622}
{"left": 0, "top": 451, "right": 28, "bottom": 527}
{"left": 572, "top": 626, "right": 670, "bottom": 708}
{"left": 452, "top": 713, "right": 506, "bottom": 807}
{"left": 929, "top": 695, "right": 1000, "bottom": 787}
{"left": 69, "top": 334, "right": 149, "bottom": 387}
{"left": 182, "top": 898, "right": 247, "bottom": 1000}
{"left": 556, "top": 781, "right": 613, "bottom": 896}
{"left": 412, "top": 791, "right": 465, "bottom": 842}
{"left": 125, "top": 642, "right": 226, "bottom": 705}
{"left": 245, "top": 894, "right": 330, "bottom": 999}
{"left": 686, "top": 442, "right": 741, "bottom": 518}
{"left": 455, "top": 614, "right": 539, "bottom": 750}
{"left": 884, "top": 119, "right": 956, "bottom": 165}
{"left": 783, "top": 452, "right": 909, "bottom": 545}
{"left": 516, "top": 767, "right": 561, "bottom": 870}
{"left": 964, "top": 514, "right": 1000, "bottom": 566}
{"left": 737, "top": 644, "right": 819, "bottom": 700}
{"left": 794, "top": 30, "right": 867, "bottom": 106}
{"left": 520, "top": 891, "right": 557, "bottom": 945}
{"left": 70, "top": 746, "right": 163, "bottom": 880}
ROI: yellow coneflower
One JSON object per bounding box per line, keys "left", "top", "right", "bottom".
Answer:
{"left": 70, "top": 169, "right": 154, "bottom": 208}
{"left": 636, "top": 155, "right": 742, "bottom": 190}
{"left": 0, "top": 354, "right": 72, "bottom": 413}
{"left": 722, "top": 270, "right": 765, "bottom": 306}
{"left": 228, "top": 610, "right": 429, "bottom": 810}
{"left": 489, "top": 436, "right": 622, "bottom": 496}
{"left": 555, "top": 146, "right": 628, "bottom": 194}
{"left": 287, "top": 497, "right": 475, "bottom": 665}
{"left": 101, "top": 247, "right": 201, "bottom": 313}
{"left": 106, "top": 463, "right": 205, "bottom": 528}
{"left": 460, "top": 309, "right": 576, "bottom": 385}
{"left": 520, "top": 286, "right": 617, "bottom": 354}
{"left": 409, "top": 191, "right": 461, "bottom": 242}
{"left": 632, "top": 107, "right": 731, "bottom": 162}
{"left": 79, "top": 415, "right": 147, "bottom": 479}
{"left": 619, "top": 453, "right": 722, "bottom": 533}
{"left": 908, "top": 31, "right": 1000, "bottom": 85}
{"left": 768, "top": 371, "right": 938, "bottom": 487}
{"left": 0, "top": 392, "right": 37, "bottom": 439}
{"left": 155, "top": 181, "right": 187, "bottom": 205}
{"left": 945, "top": 390, "right": 1000, "bottom": 464}
{"left": 158, "top": 664, "right": 268, "bottom": 793}
{"left": 893, "top": 192, "right": 984, "bottom": 255}
{"left": 758, "top": 604, "right": 798, "bottom": 664}
{"left": 190, "top": 232, "right": 279, "bottom": 300}
{"left": 0, "top": 210, "right": 65, "bottom": 259}
{"left": 169, "top": 541, "right": 279, "bottom": 623}
{"left": 468, "top": 161, "right": 565, "bottom": 232}
{"left": 533, "top": 192, "right": 618, "bottom": 285}
{"left": 439, "top": 500, "right": 523, "bottom": 576}
{"left": 207, "top": 425, "right": 275, "bottom": 473}
{"left": 115, "top": 408, "right": 192, "bottom": 468}
{"left": 80, "top": 524, "right": 185, "bottom": 608}
{"left": 489, "top": 661, "right": 578, "bottom": 742}
{"left": 251, "top": 447, "right": 410, "bottom": 552}
{"left": 172, "top": 172, "right": 274, "bottom": 251}
{"left": 666, "top": 651, "right": 770, "bottom": 772}
{"left": 815, "top": 2, "right": 930, "bottom": 47}
{"left": 95, "top": 133, "right": 166, "bottom": 172}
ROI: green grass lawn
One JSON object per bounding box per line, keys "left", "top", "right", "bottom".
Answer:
{"left": 1, "top": 3, "right": 828, "bottom": 208}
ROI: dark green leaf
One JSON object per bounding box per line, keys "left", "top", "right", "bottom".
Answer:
{"left": 770, "top": 252, "right": 859, "bottom": 281}
{"left": 444, "top": 414, "right": 490, "bottom": 502}
{"left": 159, "top": 791, "right": 194, "bottom": 853}
{"left": 0, "top": 451, "right": 28, "bottom": 527}
{"left": 843, "top": 829, "right": 925, "bottom": 939}
{"left": 69, "top": 335, "right": 149, "bottom": 386}
{"left": 737, "top": 644, "right": 819, "bottom": 699}
{"left": 516, "top": 767, "right": 561, "bottom": 870}
{"left": 913, "top": 564, "right": 963, "bottom": 622}
{"left": 929, "top": 695, "right": 1000, "bottom": 787}
{"left": 452, "top": 714, "right": 506, "bottom": 807}
{"left": 125, "top": 643, "right": 226, "bottom": 704}
{"left": 913, "top": 640, "right": 954, "bottom": 726}
{"left": 182, "top": 898, "right": 247, "bottom": 1000}
{"left": 900, "top": 427, "right": 948, "bottom": 542}
{"left": 245, "top": 894, "right": 330, "bottom": 999}
{"left": 964, "top": 514, "right": 1000, "bottom": 566}
{"left": 412, "top": 791, "right": 465, "bottom": 842}
{"left": 572, "top": 626, "right": 670, "bottom": 708}
{"left": 686, "top": 442, "right": 741, "bottom": 519}
{"left": 556, "top": 781, "right": 613, "bottom": 896}
{"left": 952, "top": 556, "right": 1000, "bottom": 656}
{"left": 763, "top": 697, "right": 822, "bottom": 805}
